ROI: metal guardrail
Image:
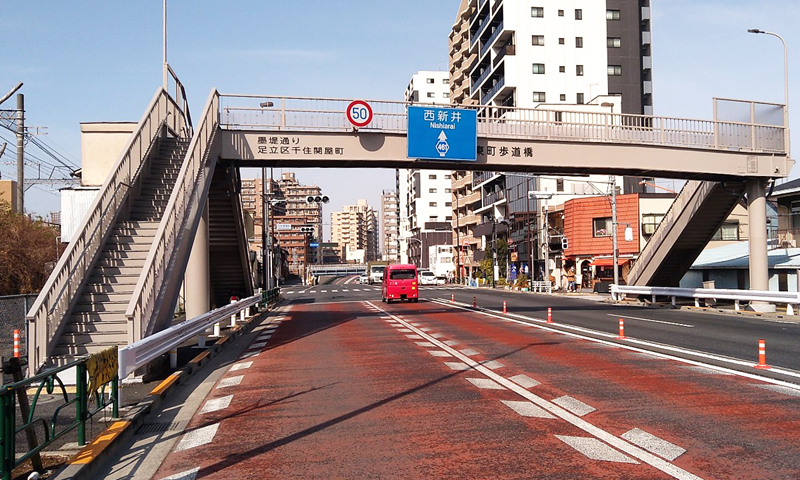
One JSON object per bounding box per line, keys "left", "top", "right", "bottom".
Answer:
{"left": 26, "top": 88, "right": 190, "bottom": 372}
{"left": 217, "top": 95, "right": 787, "bottom": 155}
{"left": 119, "top": 289, "right": 279, "bottom": 380}
{"left": 611, "top": 285, "right": 800, "bottom": 314}
{"left": 309, "top": 264, "right": 366, "bottom": 276}
{"left": 1, "top": 353, "right": 118, "bottom": 480}
{"left": 126, "top": 89, "right": 221, "bottom": 343}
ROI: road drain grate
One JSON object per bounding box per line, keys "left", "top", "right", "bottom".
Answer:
{"left": 136, "top": 422, "right": 181, "bottom": 435}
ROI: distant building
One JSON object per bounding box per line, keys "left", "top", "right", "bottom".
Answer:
{"left": 0, "top": 180, "right": 18, "bottom": 212}
{"left": 380, "top": 190, "right": 399, "bottom": 261}
{"left": 331, "top": 199, "right": 378, "bottom": 263}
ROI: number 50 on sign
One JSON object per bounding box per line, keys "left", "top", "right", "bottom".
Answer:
{"left": 346, "top": 100, "right": 373, "bottom": 128}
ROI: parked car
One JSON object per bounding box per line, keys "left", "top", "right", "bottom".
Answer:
{"left": 419, "top": 270, "right": 438, "bottom": 285}
{"left": 382, "top": 264, "right": 419, "bottom": 303}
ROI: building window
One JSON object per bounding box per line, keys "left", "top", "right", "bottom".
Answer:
{"left": 576, "top": 65, "right": 584, "bottom": 76}
{"left": 558, "top": 9, "right": 564, "bottom": 16}
{"left": 426, "top": 92, "right": 435, "bottom": 98}
{"left": 575, "top": 37, "right": 583, "bottom": 48}
{"left": 560, "top": 94, "right": 566, "bottom": 101}
{"left": 429, "top": 216, "right": 438, "bottom": 222}
{"left": 559, "top": 37, "right": 565, "bottom": 45}
{"left": 426, "top": 78, "right": 434, "bottom": 84}
{"left": 429, "top": 188, "right": 437, "bottom": 193}
{"left": 608, "top": 65, "right": 622, "bottom": 76}
{"left": 559, "top": 65, "right": 565, "bottom": 73}
{"left": 607, "top": 37, "right": 621, "bottom": 48}
{"left": 641, "top": 214, "right": 664, "bottom": 236}
{"left": 532, "top": 35, "right": 545, "bottom": 46}
{"left": 445, "top": 202, "right": 452, "bottom": 207}
{"left": 533, "top": 91, "right": 546, "bottom": 102}
{"left": 577, "top": 93, "right": 584, "bottom": 104}
{"left": 556, "top": 179, "right": 564, "bottom": 192}
{"left": 712, "top": 222, "right": 740, "bottom": 241}
{"left": 575, "top": 9, "right": 582, "bottom": 20}
{"left": 443, "top": 92, "right": 450, "bottom": 98}
{"left": 532, "top": 63, "right": 545, "bottom": 74}
{"left": 531, "top": 7, "right": 544, "bottom": 17}
{"left": 607, "top": 9, "right": 620, "bottom": 20}
{"left": 430, "top": 202, "right": 437, "bottom": 207}
{"left": 445, "top": 188, "right": 452, "bottom": 193}
{"left": 445, "top": 174, "right": 452, "bottom": 179}
{"left": 443, "top": 79, "right": 450, "bottom": 84}
{"left": 429, "top": 174, "right": 437, "bottom": 179}
{"left": 593, "top": 217, "right": 613, "bottom": 237}
{"left": 446, "top": 216, "right": 453, "bottom": 221}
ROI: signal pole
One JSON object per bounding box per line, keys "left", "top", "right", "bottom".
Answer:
{"left": 16, "top": 94, "right": 24, "bottom": 214}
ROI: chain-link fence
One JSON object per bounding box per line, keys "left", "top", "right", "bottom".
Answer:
{"left": 0, "top": 294, "right": 38, "bottom": 359}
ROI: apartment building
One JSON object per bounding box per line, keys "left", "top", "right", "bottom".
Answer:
{"left": 380, "top": 190, "right": 400, "bottom": 262}
{"left": 450, "top": 0, "right": 654, "bottom": 281}
{"left": 400, "top": 71, "right": 456, "bottom": 269}
{"left": 331, "top": 199, "right": 378, "bottom": 264}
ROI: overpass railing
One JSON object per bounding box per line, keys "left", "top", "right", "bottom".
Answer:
{"left": 26, "top": 88, "right": 190, "bottom": 372}
{"left": 218, "top": 95, "right": 786, "bottom": 154}
{"left": 611, "top": 285, "right": 800, "bottom": 314}
{"left": 126, "top": 89, "right": 221, "bottom": 343}
{"left": 310, "top": 264, "right": 367, "bottom": 276}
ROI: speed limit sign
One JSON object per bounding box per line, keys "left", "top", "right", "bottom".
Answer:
{"left": 346, "top": 100, "right": 373, "bottom": 128}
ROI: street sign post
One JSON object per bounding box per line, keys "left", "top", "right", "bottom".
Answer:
{"left": 407, "top": 106, "right": 477, "bottom": 161}
{"left": 346, "top": 100, "right": 373, "bottom": 128}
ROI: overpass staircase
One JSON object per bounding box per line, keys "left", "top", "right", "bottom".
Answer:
{"left": 627, "top": 180, "right": 747, "bottom": 287}
{"left": 27, "top": 88, "right": 252, "bottom": 372}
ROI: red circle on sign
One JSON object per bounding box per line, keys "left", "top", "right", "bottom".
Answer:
{"left": 346, "top": 100, "right": 373, "bottom": 128}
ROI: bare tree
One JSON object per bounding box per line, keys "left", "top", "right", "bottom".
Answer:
{"left": 0, "top": 202, "right": 63, "bottom": 295}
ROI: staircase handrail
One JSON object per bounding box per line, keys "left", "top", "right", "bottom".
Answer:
{"left": 25, "top": 88, "right": 187, "bottom": 371}
{"left": 166, "top": 64, "right": 193, "bottom": 136}
{"left": 126, "top": 89, "right": 220, "bottom": 342}
{"left": 627, "top": 180, "right": 705, "bottom": 283}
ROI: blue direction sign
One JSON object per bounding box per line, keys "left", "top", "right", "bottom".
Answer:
{"left": 407, "top": 106, "right": 477, "bottom": 161}
{"left": 309, "top": 242, "right": 319, "bottom": 248}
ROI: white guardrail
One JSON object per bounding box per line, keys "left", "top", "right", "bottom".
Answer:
{"left": 118, "top": 293, "right": 261, "bottom": 379}
{"left": 611, "top": 285, "right": 800, "bottom": 315}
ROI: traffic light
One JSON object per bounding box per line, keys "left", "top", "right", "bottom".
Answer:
{"left": 300, "top": 226, "right": 315, "bottom": 233}
{"left": 306, "top": 195, "right": 330, "bottom": 204}
{"left": 561, "top": 236, "right": 569, "bottom": 250}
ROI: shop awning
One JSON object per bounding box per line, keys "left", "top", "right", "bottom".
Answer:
{"left": 589, "top": 258, "right": 630, "bottom": 266}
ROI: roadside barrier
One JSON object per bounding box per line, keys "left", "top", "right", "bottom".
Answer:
{"left": 617, "top": 318, "right": 626, "bottom": 339}
{"left": 503, "top": 301, "right": 507, "bottom": 314}
{"left": 473, "top": 296, "right": 477, "bottom": 308}
{"left": 451, "top": 293, "right": 454, "bottom": 302}
{"left": 755, "top": 339, "right": 770, "bottom": 369}
{"left": 12, "top": 329, "right": 20, "bottom": 358}
{"left": 547, "top": 307, "right": 552, "bottom": 324}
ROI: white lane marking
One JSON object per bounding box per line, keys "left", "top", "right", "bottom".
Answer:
{"left": 552, "top": 395, "right": 596, "bottom": 417}
{"left": 681, "top": 366, "right": 733, "bottom": 375}
{"left": 332, "top": 290, "right": 338, "bottom": 292}
{"left": 381, "top": 316, "right": 392, "bottom": 319}
{"left": 309, "top": 290, "right": 316, "bottom": 293}
{"left": 352, "top": 289, "right": 360, "bottom": 291}
{"left": 397, "top": 328, "right": 413, "bottom": 333}
{"left": 199, "top": 394, "right": 234, "bottom": 414}
{"left": 342, "top": 289, "right": 349, "bottom": 292}
{"left": 415, "top": 342, "right": 437, "bottom": 347}
{"left": 320, "top": 290, "right": 327, "bottom": 293}
{"left": 509, "top": 374, "right": 540, "bottom": 389}
{"left": 430, "top": 333, "right": 445, "bottom": 338}
{"left": 622, "top": 428, "right": 686, "bottom": 461}
{"left": 175, "top": 423, "right": 220, "bottom": 452}
{"left": 556, "top": 436, "right": 638, "bottom": 464}
{"left": 409, "top": 322, "right": 421, "bottom": 326}
{"left": 239, "top": 351, "right": 259, "bottom": 359}
{"left": 480, "top": 360, "right": 504, "bottom": 370}
{"left": 608, "top": 314, "right": 694, "bottom": 328}
{"left": 466, "top": 377, "right": 505, "bottom": 390}
{"left": 460, "top": 348, "right": 480, "bottom": 356}
{"left": 754, "top": 384, "right": 800, "bottom": 397}
{"left": 428, "top": 350, "right": 452, "bottom": 357}
{"left": 433, "top": 298, "right": 800, "bottom": 388}
{"left": 158, "top": 467, "right": 200, "bottom": 480}
{"left": 443, "top": 340, "right": 460, "bottom": 346}
{"left": 249, "top": 341, "right": 267, "bottom": 349}
{"left": 406, "top": 334, "right": 424, "bottom": 339}
{"left": 444, "top": 362, "right": 470, "bottom": 371}
{"left": 285, "top": 291, "right": 294, "bottom": 295}
{"left": 373, "top": 301, "right": 702, "bottom": 480}
{"left": 501, "top": 400, "right": 555, "bottom": 419}
{"left": 419, "top": 327, "right": 432, "bottom": 332}
{"left": 230, "top": 361, "right": 253, "bottom": 372}
{"left": 217, "top": 375, "right": 244, "bottom": 388}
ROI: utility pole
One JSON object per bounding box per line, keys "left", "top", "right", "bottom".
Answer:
{"left": 610, "top": 175, "right": 620, "bottom": 289}
{"left": 16, "top": 94, "right": 24, "bottom": 215}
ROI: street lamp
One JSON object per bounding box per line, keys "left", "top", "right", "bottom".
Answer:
{"left": 748, "top": 28, "right": 790, "bottom": 155}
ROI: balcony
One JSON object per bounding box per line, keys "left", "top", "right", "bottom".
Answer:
{"left": 471, "top": 61, "right": 494, "bottom": 92}
{"left": 483, "top": 190, "right": 506, "bottom": 208}
{"left": 493, "top": 42, "right": 515, "bottom": 68}
{"left": 481, "top": 76, "right": 506, "bottom": 105}
{"left": 480, "top": 20, "right": 505, "bottom": 58}
{"left": 457, "top": 214, "right": 481, "bottom": 226}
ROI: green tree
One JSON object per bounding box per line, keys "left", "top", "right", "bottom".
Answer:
{"left": 0, "top": 203, "right": 62, "bottom": 295}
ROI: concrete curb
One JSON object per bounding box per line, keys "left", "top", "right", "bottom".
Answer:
{"left": 51, "top": 304, "right": 279, "bottom": 480}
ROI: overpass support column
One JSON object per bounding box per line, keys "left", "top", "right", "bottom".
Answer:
{"left": 747, "top": 178, "right": 774, "bottom": 311}
{"left": 186, "top": 202, "right": 211, "bottom": 318}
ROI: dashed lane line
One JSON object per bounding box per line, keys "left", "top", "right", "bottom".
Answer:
{"left": 509, "top": 374, "right": 540, "bottom": 388}
{"left": 552, "top": 395, "right": 596, "bottom": 417}
{"left": 368, "top": 301, "right": 703, "bottom": 480}
{"left": 608, "top": 314, "right": 694, "bottom": 328}
{"left": 466, "top": 377, "right": 505, "bottom": 390}
{"left": 199, "top": 395, "right": 234, "bottom": 415}
{"left": 501, "top": 400, "right": 556, "bottom": 419}
{"left": 217, "top": 375, "right": 244, "bottom": 389}
{"left": 622, "top": 428, "right": 686, "bottom": 461}
{"left": 555, "top": 436, "right": 638, "bottom": 464}
{"left": 158, "top": 467, "right": 199, "bottom": 480}
{"left": 230, "top": 361, "right": 253, "bottom": 372}
{"left": 175, "top": 423, "right": 219, "bottom": 452}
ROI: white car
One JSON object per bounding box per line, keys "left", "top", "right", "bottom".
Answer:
{"left": 357, "top": 274, "right": 369, "bottom": 284}
{"left": 419, "top": 271, "right": 438, "bottom": 285}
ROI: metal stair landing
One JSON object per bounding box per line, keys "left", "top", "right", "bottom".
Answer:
{"left": 51, "top": 138, "right": 189, "bottom": 360}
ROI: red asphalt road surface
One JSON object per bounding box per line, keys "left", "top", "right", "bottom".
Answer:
{"left": 153, "top": 299, "right": 800, "bottom": 479}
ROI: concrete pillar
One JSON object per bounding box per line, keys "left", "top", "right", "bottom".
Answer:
{"left": 747, "top": 178, "right": 775, "bottom": 312}
{"left": 186, "top": 202, "right": 211, "bottom": 319}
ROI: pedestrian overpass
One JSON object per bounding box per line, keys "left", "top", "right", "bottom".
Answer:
{"left": 26, "top": 84, "right": 791, "bottom": 372}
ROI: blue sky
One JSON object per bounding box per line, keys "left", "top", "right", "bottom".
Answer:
{"left": 1, "top": 0, "right": 797, "bottom": 229}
